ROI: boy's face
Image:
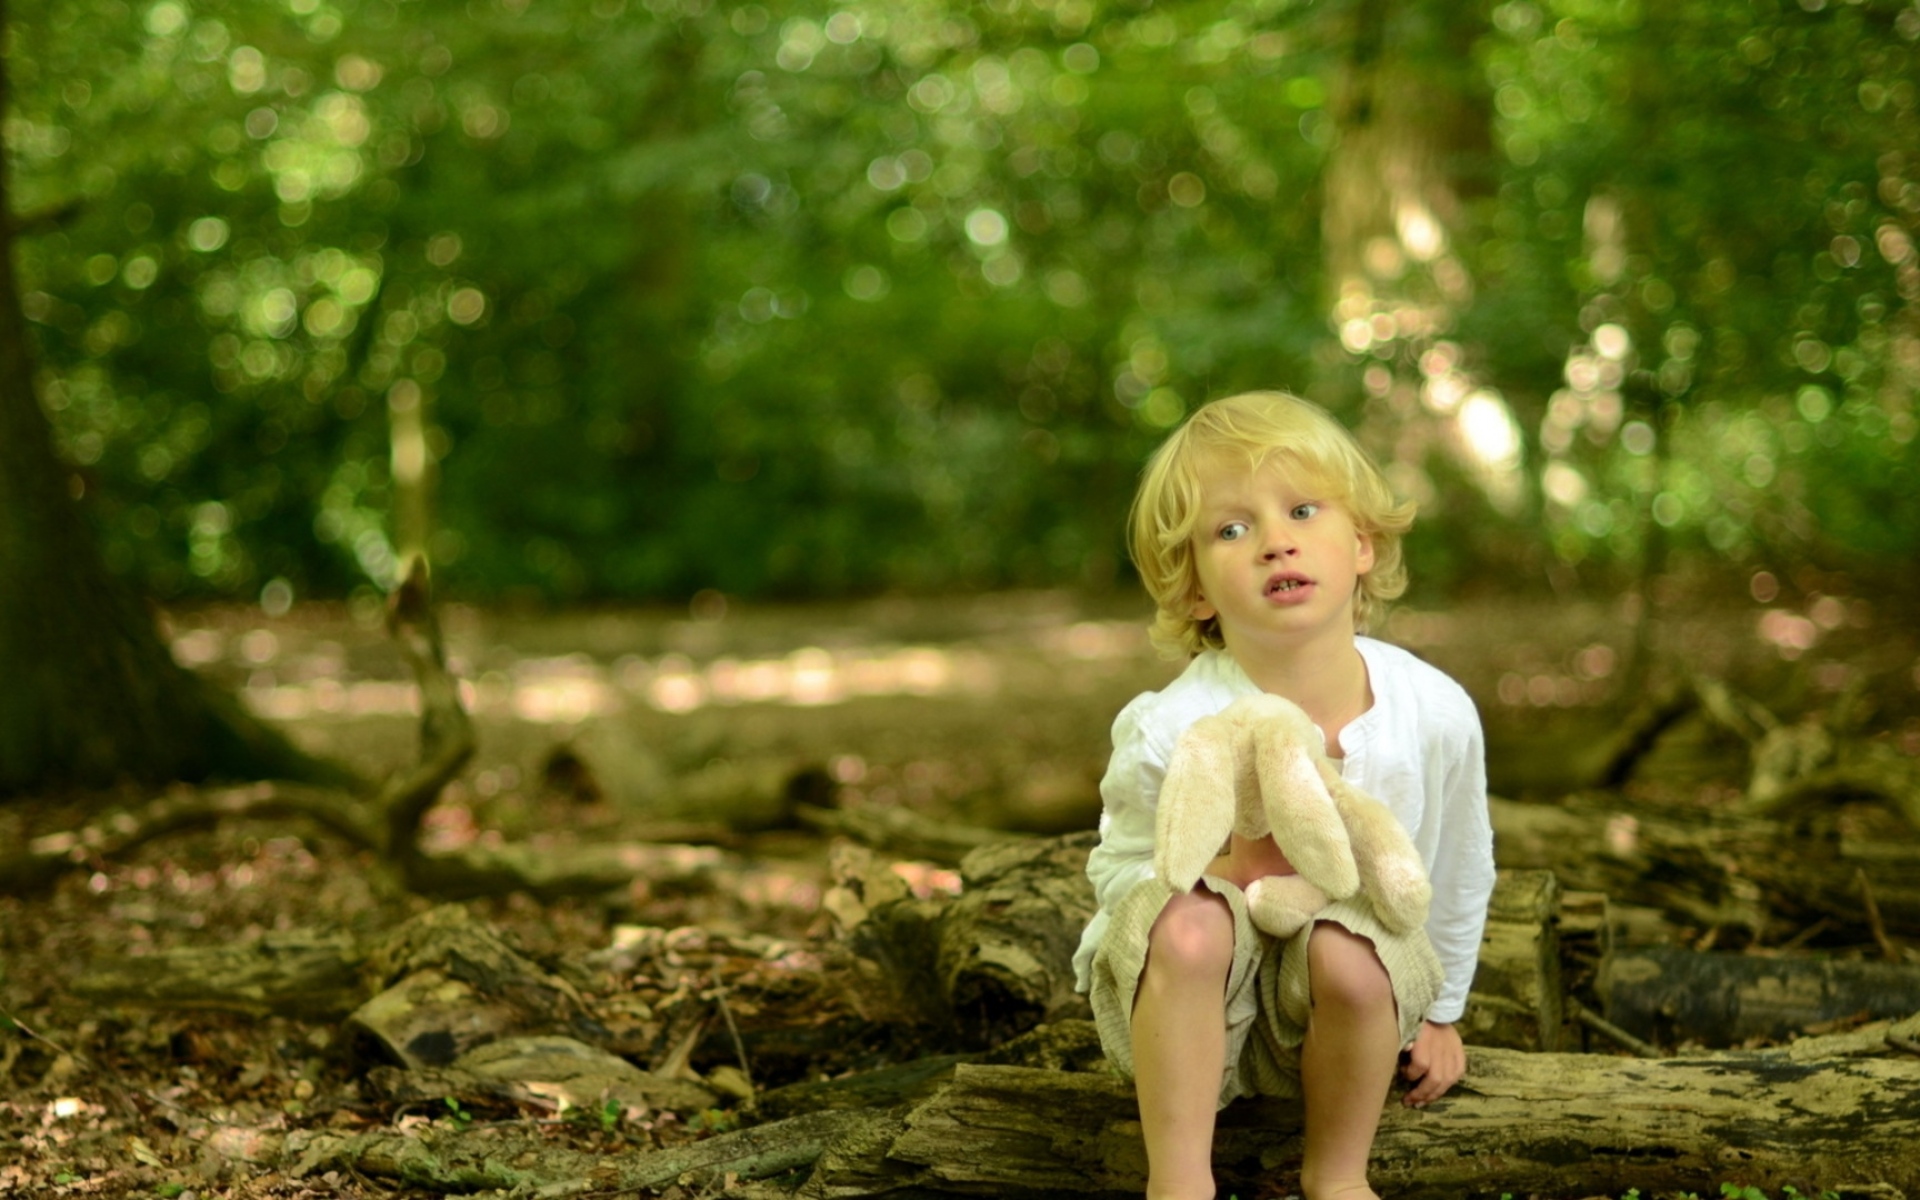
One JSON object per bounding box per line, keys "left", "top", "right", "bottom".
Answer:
{"left": 1187, "top": 454, "right": 1374, "bottom": 661}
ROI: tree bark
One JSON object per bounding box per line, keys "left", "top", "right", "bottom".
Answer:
{"left": 1491, "top": 795, "right": 1920, "bottom": 943}
{"left": 1600, "top": 945, "right": 1920, "bottom": 1048}
{"left": 0, "top": 1, "right": 346, "bottom": 798}
{"left": 275, "top": 1107, "right": 864, "bottom": 1196}
{"left": 935, "top": 833, "right": 1098, "bottom": 1044}
{"left": 799, "top": 1048, "right": 1920, "bottom": 1199}
{"left": 267, "top": 1029, "right": 1920, "bottom": 1198}
{"left": 66, "top": 928, "right": 366, "bottom": 1019}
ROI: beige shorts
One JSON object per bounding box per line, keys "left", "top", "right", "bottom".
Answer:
{"left": 1088, "top": 874, "right": 1443, "bottom": 1106}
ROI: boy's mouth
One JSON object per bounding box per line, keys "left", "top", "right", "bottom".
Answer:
{"left": 1265, "top": 573, "right": 1311, "bottom": 597}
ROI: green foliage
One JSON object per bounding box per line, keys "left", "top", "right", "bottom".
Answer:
{"left": 8, "top": 0, "right": 1917, "bottom": 602}
{"left": 562, "top": 1096, "right": 625, "bottom": 1133}
{"left": 1470, "top": 0, "right": 1920, "bottom": 575}
{"left": 440, "top": 1094, "right": 473, "bottom": 1128}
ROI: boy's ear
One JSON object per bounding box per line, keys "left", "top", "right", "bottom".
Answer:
{"left": 1190, "top": 592, "right": 1217, "bottom": 621}
{"left": 1354, "top": 530, "right": 1376, "bottom": 577}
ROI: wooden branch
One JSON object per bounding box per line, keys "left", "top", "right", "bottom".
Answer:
{"left": 1566, "top": 997, "right": 1662, "bottom": 1058}
{"left": 1858, "top": 866, "right": 1903, "bottom": 963}
{"left": 1743, "top": 747, "right": 1920, "bottom": 835}
{"left": 797, "top": 803, "right": 1019, "bottom": 866}
{"left": 0, "top": 555, "right": 737, "bottom": 905}
{"left": 382, "top": 557, "right": 476, "bottom": 870}
{"left": 1592, "top": 678, "right": 1698, "bottom": 788}
{"left": 0, "top": 781, "right": 380, "bottom": 896}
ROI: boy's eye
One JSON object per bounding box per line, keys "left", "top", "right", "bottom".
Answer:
{"left": 1218, "top": 521, "right": 1249, "bottom": 541}
{"left": 1290, "top": 502, "right": 1320, "bottom": 520}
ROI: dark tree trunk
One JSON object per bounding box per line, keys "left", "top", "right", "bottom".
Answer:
{"left": 0, "top": 9, "right": 343, "bottom": 798}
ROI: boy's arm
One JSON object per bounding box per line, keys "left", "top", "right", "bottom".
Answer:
{"left": 1421, "top": 710, "right": 1496, "bottom": 1026}
{"left": 1083, "top": 701, "right": 1168, "bottom": 910}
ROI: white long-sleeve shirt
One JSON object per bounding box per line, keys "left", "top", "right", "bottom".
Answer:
{"left": 1072, "top": 638, "right": 1496, "bottom": 1023}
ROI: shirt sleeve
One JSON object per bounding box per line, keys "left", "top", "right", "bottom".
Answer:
{"left": 1422, "top": 706, "right": 1496, "bottom": 1024}
{"left": 1083, "top": 698, "right": 1167, "bottom": 914}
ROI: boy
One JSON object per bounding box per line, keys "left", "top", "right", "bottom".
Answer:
{"left": 1072, "top": 391, "right": 1495, "bottom": 1200}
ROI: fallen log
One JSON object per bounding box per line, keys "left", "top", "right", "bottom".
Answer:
{"left": 67, "top": 903, "right": 613, "bottom": 1045}
{"left": 935, "top": 833, "right": 1098, "bottom": 1044}
{"left": 1457, "top": 868, "right": 1564, "bottom": 1052}
{"left": 280, "top": 1105, "right": 867, "bottom": 1195}
{"left": 753, "top": 1019, "right": 1107, "bottom": 1122}
{"left": 1490, "top": 794, "right": 1920, "bottom": 943}
{"left": 1600, "top": 945, "right": 1920, "bottom": 1047}
{"left": 1598, "top": 672, "right": 1920, "bottom": 838}
{"left": 799, "top": 802, "right": 1020, "bottom": 866}
{"left": 1778, "top": 1009, "right": 1920, "bottom": 1060}
{"left": 801, "top": 1039, "right": 1920, "bottom": 1198}
{"left": 837, "top": 832, "right": 1596, "bottom": 1053}
{"left": 361, "top": 1034, "right": 718, "bottom": 1115}
{"left": 283, "top": 1019, "right": 1920, "bottom": 1198}
{"left": 66, "top": 928, "right": 365, "bottom": 1018}
{"left": 548, "top": 719, "right": 836, "bottom": 834}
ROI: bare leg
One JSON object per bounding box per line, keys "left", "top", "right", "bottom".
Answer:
{"left": 1131, "top": 888, "right": 1235, "bottom": 1200}
{"left": 1298, "top": 923, "right": 1400, "bottom": 1200}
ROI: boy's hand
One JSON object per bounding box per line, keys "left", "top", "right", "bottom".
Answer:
{"left": 1400, "top": 1020, "right": 1464, "bottom": 1107}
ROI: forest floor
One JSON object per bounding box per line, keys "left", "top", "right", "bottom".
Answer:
{"left": 4, "top": 585, "right": 1919, "bottom": 1200}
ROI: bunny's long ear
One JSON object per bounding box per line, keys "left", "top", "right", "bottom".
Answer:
{"left": 1154, "top": 715, "right": 1240, "bottom": 892}
{"left": 1319, "top": 763, "right": 1431, "bottom": 933}
{"left": 1251, "top": 702, "right": 1359, "bottom": 902}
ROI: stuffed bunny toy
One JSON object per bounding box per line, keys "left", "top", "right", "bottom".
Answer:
{"left": 1153, "top": 693, "right": 1431, "bottom": 938}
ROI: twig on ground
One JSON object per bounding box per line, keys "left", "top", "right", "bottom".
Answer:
{"left": 711, "top": 974, "right": 756, "bottom": 1105}
{"left": 1778, "top": 916, "right": 1834, "bottom": 953}
{"left": 1856, "top": 866, "right": 1902, "bottom": 963}
{"left": 0, "top": 1005, "right": 188, "bottom": 1121}
{"left": 1567, "top": 997, "right": 1664, "bottom": 1058}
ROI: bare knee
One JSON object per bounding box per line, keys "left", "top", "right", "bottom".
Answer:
{"left": 1144, "top": 890, "right": 1235, "bottom": 983}
{"left": 1307, "top": 923, "right": 1394, "bottom": 1015}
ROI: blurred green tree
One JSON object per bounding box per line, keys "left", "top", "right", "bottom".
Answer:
{"left": 5, "top": 0, "right": 1917, "bottom": 614}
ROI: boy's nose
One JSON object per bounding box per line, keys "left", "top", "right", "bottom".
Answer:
{"left": 1260, "top": 532, "right": 1297, "bottom": 559}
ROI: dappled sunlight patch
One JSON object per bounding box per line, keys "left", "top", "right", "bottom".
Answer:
{"left": 1756, "top": 594, "right": 1862, "bottom": 661}
{"left": 632, "top": 645, "right": 998, "bottom": 714}
{"left": 1035, "top": 619, "right": 1145, "bottom": 661}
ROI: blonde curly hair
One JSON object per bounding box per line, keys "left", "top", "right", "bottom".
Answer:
{"left": 1128, "top": 391, "right": 1416, "bottom": 659}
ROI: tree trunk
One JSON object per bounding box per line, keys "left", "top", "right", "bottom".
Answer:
{"left": 0, "top": 5, "right": 345, "bottom": 798}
